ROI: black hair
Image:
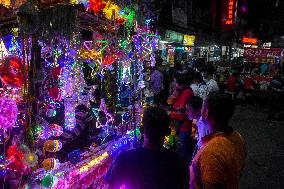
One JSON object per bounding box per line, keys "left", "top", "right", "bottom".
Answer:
{"left": 206, "top": 92, "right": 235, "bottom": 130}
{"left": 176, "top": 73, "right": 189, "bottom": 86}
{"left": 188, "top": 96, "right": 203, "bottom": 111}
{"left": 141, "top": 106, "right": 170, "bottom": 141}
{"left": 193, "top": 72, "right": 203, "bottom": 83}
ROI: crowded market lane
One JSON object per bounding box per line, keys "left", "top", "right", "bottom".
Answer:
{"left": 232, "top": 104, "right": 284, "bottom": 188}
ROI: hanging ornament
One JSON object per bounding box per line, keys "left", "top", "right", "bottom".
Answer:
{"left": 41, "top": 174, "right": 58, "bottom": 188}
{"left": 44, "top": 140, "right": 62, "bottom": 152}
{"left": 51, "top": 66, "right": 62, "bottom": 79}
{"left": 48, "top": 124, "right": 63, "bottom": 137}
{"left": 0, "top": 97, "right": 18, "bottom": 129}
{"left": 48, "top": 87, "right": 61, "bottom": 101}
{"left": 0, "top": 56, "right": 25, "bottom": 88}
{"left": 42, "top": 158, "right": 60, "bottom": 171}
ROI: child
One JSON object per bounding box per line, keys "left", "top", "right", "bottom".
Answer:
{"left": 186, "top": 96, "right": 209, "bottom": 151}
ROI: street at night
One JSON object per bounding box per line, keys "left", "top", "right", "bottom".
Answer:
{"left": 233, "top": 104, "right": 284, "bottom": 188}
{"left": 0, "top": 0, "right": 284, "bottom": 188}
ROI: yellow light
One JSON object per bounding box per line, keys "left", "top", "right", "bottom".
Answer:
{"left": 102, "top": 0, "right": 120, "bottom": 20}
{"left": 79, "top": 152, "right": 109, "bottom": 173}
{"left": 79, "top": 49, "right": 102, "bottom": 59}
{"left": 70, "top": 0, "right": 78, "bottom": 4}
{"left": 0, "top": 0, "right": 11, "bottom": 7}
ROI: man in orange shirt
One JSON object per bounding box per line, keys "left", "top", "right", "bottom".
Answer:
{"left": 190, "top": 92, "right": 246, "bottom": 189}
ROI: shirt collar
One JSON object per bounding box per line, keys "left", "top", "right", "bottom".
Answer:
{"left": 201, "top": 131, "right": 229, "bottom": 145}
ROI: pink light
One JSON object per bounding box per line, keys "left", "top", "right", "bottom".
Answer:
{"left": 0, "top": 97, "right": 18, "bottom": 129}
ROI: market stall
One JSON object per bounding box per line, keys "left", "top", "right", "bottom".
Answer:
{"left": 0, "top": 0, "right": 158, "bottom": 188}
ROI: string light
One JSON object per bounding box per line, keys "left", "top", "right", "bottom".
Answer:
{"left": 0, "top": 38, "right": 8, "bottom": 60}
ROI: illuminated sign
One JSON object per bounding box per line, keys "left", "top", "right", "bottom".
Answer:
{"left": 183, "top": 35, "right": 195, "bottom": 46}
{"left": 242, "top": 37, "right": 258, "bottom": 44}
{"left": 164, "top": 30, "right": 184, "bottom": 44}
{"left": 225, "top": 0, "right": 235, "bottom": 25}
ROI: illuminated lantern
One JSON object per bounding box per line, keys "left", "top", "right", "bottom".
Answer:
{"left": 44, "top": 140, "right": 62, "bottom": 152}
{"left": 0, "top": 57, "right": 25, "bottom": 88}
{"left": 0, "top": 97, "right": 18, "bottom": 129}
{"left": 41, "top": 174, "right": 57, "bottom": 188}
{"left": 48, "top": 87, "right": 61, "bottom": 101}
{"left": 42, "top": 158, "right": 60, "bottom": 171}
{"left": 48, "top": 124, "right": 63, "bottom": 137}
{"left": 89, "top": 0, "right": 106, "bottom": 14}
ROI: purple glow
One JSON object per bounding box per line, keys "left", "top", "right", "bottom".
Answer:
{"left": 0, "top": 98, "right": 18, "bottom": 129}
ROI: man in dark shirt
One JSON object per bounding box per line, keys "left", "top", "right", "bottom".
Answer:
{"left": 106, "top": 107, "right": 184, "bottom": 189}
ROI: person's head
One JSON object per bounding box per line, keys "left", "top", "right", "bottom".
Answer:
{"left": 201, "top": 67, "right": 214, "bottom": 81}
{"left": 175, "top": 73, "right": 188, "bottom": 90}
{"left": 141, "top": 106, "right": 170, "bottom": 145}
{"left": 192, "top": 71, "right": 203, "bottom": 84}
{"left": 202, "top": 92, "right": 235, "bottom": 132}
{"left": 186, "top": 96, "right": 203, "bottom": 120}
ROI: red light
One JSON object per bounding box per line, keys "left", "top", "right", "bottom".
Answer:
{"left": 225, "top": 0, "right": 235, "bottom": 25}
{"left": 242, "top": 37, "right": 258, "bottom": 44}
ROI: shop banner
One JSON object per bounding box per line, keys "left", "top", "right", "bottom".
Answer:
{"left": 164, "top": 30, "right": 184, "bottom": 44}
{"left": 244, "top": 48, "right": 284, "bottom": 58}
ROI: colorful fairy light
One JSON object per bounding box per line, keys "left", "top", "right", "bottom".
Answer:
{"left": 78, "top": 152, "right": 108, "bottom": 173}
{"left": 0, "top": 97, "right": 18, "bottom": 129}
{"left": 103, "top": 0, "right": 121, "bottom": 20}
{"left": 64, "top": 99, "right": 76, "bottom": 131}
{"left": 89, "top": 0, "right": 106, "bottom": 14}
{"left": 0, "top": 0, "right": 10, "bottom": 7}
{"left": 79, "top": 49, "right": 102, "bottom": 59}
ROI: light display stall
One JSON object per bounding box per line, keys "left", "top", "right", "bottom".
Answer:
{"left": 0, "top": 0, "right": 158, "bottom": 188}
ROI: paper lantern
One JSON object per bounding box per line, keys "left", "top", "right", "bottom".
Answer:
{"left": 0, "top": 97, "right": 18, "bottom": 129}
{"left": 42, "top": 158, "right": 60, "bottom": 171}
{"left": 44, "top": 140, "right": 62, "bottom": 152}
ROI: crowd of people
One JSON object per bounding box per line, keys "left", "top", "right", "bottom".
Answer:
{"left": 105, "top": 63, "right": 248, "bottom": 189}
